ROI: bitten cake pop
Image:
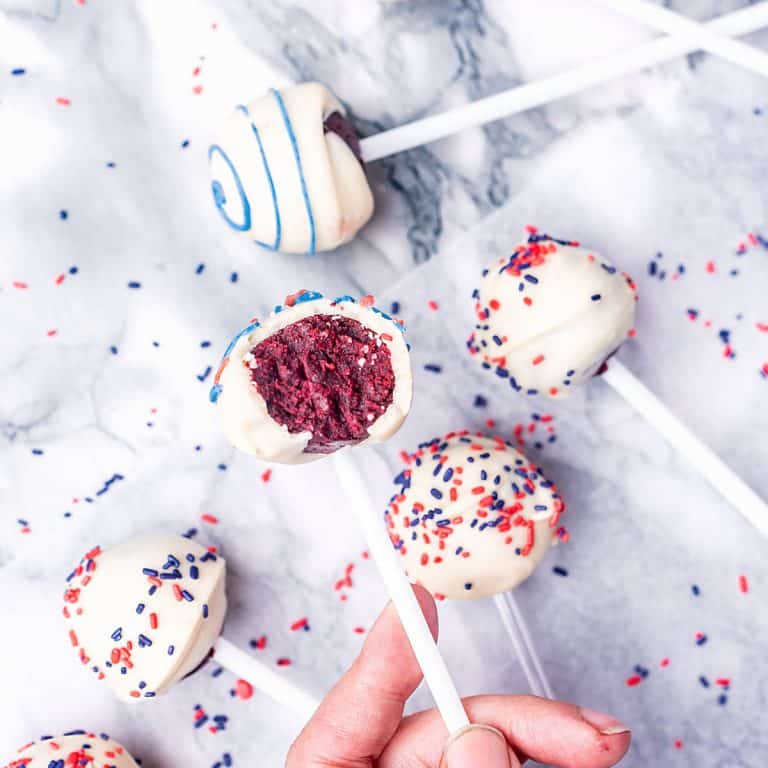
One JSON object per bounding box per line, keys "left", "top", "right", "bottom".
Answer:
{"left": 63, "top": 533, "right": 226, "bottom": 701}
{"left": 385, "top": 431, "right": 565, "bottom": 600}
{"left": 210, "top": 82, "right": 374, "bottom": 254}
{"left": 211, "top": 290, "right": 412, "bottom": 464}
{"left": 468, "top": 232, "right": 637, "bottom": 397}
{"left": 4, "top": 730, "right": 139, "bottom": 768}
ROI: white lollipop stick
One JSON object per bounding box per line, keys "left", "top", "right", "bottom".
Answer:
{"left": 493, "top": 593, "right": 554, "bottom": 699}
{"left": 590, "top": 0, "right": 768, "bottom": 78}
{"left": 602, "top": 359, "right": 768, "bottom": 537}
{"left": 359, "top": 3, "right": 768, "bottom": 162}
{"left": 334, "top": 449, "right": 470, "bottom": 735}
{"left": 213, "top": 636, "right": 320, "bottom": 720}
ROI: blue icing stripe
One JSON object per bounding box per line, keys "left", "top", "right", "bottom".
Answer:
{"left": 271, "top": 88, "right": 316, "bottom": 255}
{"left": 236, "top": 104, "right": 282, "bottom": 251}
{"left": 332, "top": 294, "right": 357, "bottom": 304}
{"left": 294, "top": 290, "right": 324, "bottom": 305}
{"left": 208, "top": 144, "right": 251, "bottom": 232}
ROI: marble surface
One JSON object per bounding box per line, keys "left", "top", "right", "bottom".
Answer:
{"left": 1, "top": 0, "right": 767, "bottom": 765}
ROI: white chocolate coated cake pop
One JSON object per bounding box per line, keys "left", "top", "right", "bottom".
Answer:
{"left": 468, "top": 232, "right": 637, "bottom": 398}
{"left": 209, "top": 82, "right": 373, "bottom": 254}
{"left": 385, "top": 432, "right": 565, "bottom": 600}
{"left": 4, "top": 730, "right": 139, "bottom": 768}
{"left": 63, "top": 534, "right": 226, "bottom": 702}
{"left": 211, "top": 290, "right": 412, "bottom": 464}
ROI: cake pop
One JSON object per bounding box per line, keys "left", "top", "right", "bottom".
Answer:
{"left": 385, "top": 431, "right": 565, "bottom": 601}
{"left": 467, "top": 233, "right": 637, "bottom": 398}
{"left": 63, "top": 533, "right": 319, "bottom": 716}
{"left": 210, "top": 83, "right": 373, "bottom": 254}
{"left": 4, "top": 730, "right": 139, "bottom": 768}
{"left": 211, "top": 290, "right": 412, "bottom": 464}
{"left": 63, "top": 533, "right": 226, "bottom": 701}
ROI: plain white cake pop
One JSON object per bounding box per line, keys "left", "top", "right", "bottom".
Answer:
{"left": 468, "top": 232, "right": 637, "bottom": 398}
{"left": 385, "top": 431, "right": 565, "bottom": 600}
{"left": 210, "top": 290, "right": 412, "bottom": 464}
{"left": 63, "top": 534, "right": 226, "bottom": 702}
{"left": 209, "top": 82, "right": 374, "bottom": 254}
{"left": 4, "top": 731, "right": 139, "bottom": 768}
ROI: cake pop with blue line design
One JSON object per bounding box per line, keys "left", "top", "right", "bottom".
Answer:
{"left": 212, "top": 290, "right": 412, "bottom": 464}
{"left": 210, "top": 83, "right": 373, "bottom": 255}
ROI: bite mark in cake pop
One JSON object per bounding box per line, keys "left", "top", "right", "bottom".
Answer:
{"left": 247, "top": 314, "right": 395, "bottom": 453}
{"left": 467, "top": 232, "right": 638, "bottom": 397}
{"left": 211, "top": 291, "right": 412, "bottom": 464}
{"left": 385, "top": 431, "right": 565, "bottom": 600}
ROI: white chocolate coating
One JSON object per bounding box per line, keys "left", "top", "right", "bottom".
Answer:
{"left": 468, "top": 234, "right": 637, "bottom": 397}
{"left": 209, "top": 82, "right": 374, "bottom": 254}
{"left": 385, "top": 432, "right": 565, "bottom": 600}
{"left": 63, "top": 534, "right": 226, "bottom": 702}
{"left": 211, "top": 293, "right": 412, "bottom": 465}
{"left": 4, "top": 731, "right": 139, "bottom": 768}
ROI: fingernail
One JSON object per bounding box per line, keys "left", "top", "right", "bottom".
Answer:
{"left": 442, "top": 724, "right": 512, "bottom": 768}
{"left": 579, "top": 707, "right": 631, "bottom": 736}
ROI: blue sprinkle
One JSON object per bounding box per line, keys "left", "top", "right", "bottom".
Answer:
{"left": 696, "top": 634, "right": 708, "bottom": 646}
{"left": 197, "top": 366, "right": 212, "bottom": 382}
{"left": 591, "top": 294, "right": 601, "bottom": 301}
{"left": 59, "top": 210, "right": 68, "bottom": 220}
{"left": 390, "top": 301, "right": 400, "bottom": 314}
{"left": 181, "top": 139, "right": 190, "bottom": 148}
{"left": 691, "top": 584, "right": 700, "bottom": 596}
{"left": 473, "top": 395, "right": 488, "bottom": 408}
{"left": 463, "top": 583, "right": 473, "bottom": 591}
{"left": 217, "top": 463, "right": 227, "bottom": 471}
{"left": 127, "top": 281, "right": 141, "bottom": 289}
{"left": 110, "top": 346, "right": 118, "bottom": 354}
{"left": 430, "top": 488, "right": 443, "bottom": 500}
{"left": 230, "top": 272, "right": 238, "bottom": 283}
{"left": 190, "top": 565, "right": 199, "bottom": 580}
{"left": 196, "top": 263, "right": 205, "bottom": 274}
{"left": 699, "top": 675, "right": 710, "bottom": 688}
{"left": 106, "top": 162, "right": 116, "bottom": 168}
{"left": 718, "top": 694, "right": 728, "bottom": 706}
{"left": 31, "top": 448, "right": 44, "bottom": 456}
{"left": 136, "top": 603, "right": 145, "bottom": 614}
{"left": 203, "top": 604, "right": 209, "bottom": 619}
{"left": 424, "top": 363, "right": 442, "bottom": 373}
{"left": 168, "top": 645, "right": 175, "bottom": 655}
{"left": 201, "top": 340, "right": 211, "bottom": 348}
{"left": 11, "top": 68, "right": 26, "bottom": 75}
{"left": 552, "top": 566, "right": 568, "bottom": 577}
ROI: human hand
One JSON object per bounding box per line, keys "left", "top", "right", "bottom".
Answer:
{"left": 287, "top": 586, "right": 631, "bottom": 767}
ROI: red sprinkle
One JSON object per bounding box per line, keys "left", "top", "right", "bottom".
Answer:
{"left": 660, "top": 658, "right": 670, "bottom": 668}
{"left": 738, "top": 574, "right": 749, "bottom": 593}
{"left": 276, "top": 658, "right": 291, "bottom": 666}
{"left": 261, "top": 469, "right": 272, "bottom": 483}
{"left": 201, "top": 513, "right": 218, "bottom": 524}
{"left": 12, "top": 281, "right": 28, "bottom": 290}
{"left": 253, "top": 635, "right": 267, "bottom": 650}
{"left": 428, "top": 300, "right": 439, "bottom": 311}
{"left": 234, "top": 679, "right": 254, "bottom": 700}
{"left": 626, "top": 675, "right": 643, "bottom": 687}
{"left": 290, "top": 617, "right": 309, "bottom": 632}
{"left": 706, "top": 261, "right": 716, "bottom": 274}
{"left": 192, "top": 85, "right": 203, "bottom": 95}
{"left": 56, "top": 97, "right": 71, "bottom": 106}
{"left": 353, "top": 626, "right": 366, "bottom": 634}
{"left": 674, "top": 740, "right": 683, "bottom": 750}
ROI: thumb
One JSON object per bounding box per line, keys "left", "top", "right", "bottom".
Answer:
{"left": 287, "top": 585, "right": 439, "bottom": 767}
{"left": 441, "top": 725, "right": 520, "bottom": 768}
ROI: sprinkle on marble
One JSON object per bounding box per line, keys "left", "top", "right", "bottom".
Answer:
{"left": 232, "top": 679, "right": 253, "bottom": 700}
{"left": 201, "top": 513, "right": 219, "bottom": 525}
{"left": 261, "top": 469, "right": 272, "bottom": 483}
{"left": 181, "top": 139, "right": 190, "bottom": 148}
{"left": 738, "top": 575, "right": 749, "bottom": 593}
{"left": 250, "top": 635, "right": 267, "bottom": 650}
{"left": 17, "top": 518, "right": 31, "bottom": 534}
{"left": 290, "top": 617, "right": 310, "bottom": 632}
{"left": 424, "top": 363, "right": 442, "bottom": 373}
{"left": 276, "top": 657, "right": 291, "bottom": 667}
{"left": 11, "top": 67, "right": 26, "bottom": 75}
{"left": 552, "top": 566, "right": 568, "bottom": 577}
{"left": 353, "top": 626, "right": 366, "bottom": 634}
{"left": 56, "top": 97, "right": 72, "bottom": 106}
{"left": 695, "top": 632, "right": 708, "bottom": 646}
{"left": 127, "top": 281, "right": 141, "bottom": 289}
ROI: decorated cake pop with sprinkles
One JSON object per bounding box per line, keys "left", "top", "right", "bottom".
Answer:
{"left": 468, "top": 231, "right": 637, "bottom": 397}
{"left": 4, "top": 730, "right": 139, "bottom": 768}
{"left": 385, "top": 431, "right": 565, "bottom": 600}
{"left": 63, "top": 534, "right": 226, "bottom": 702}
{"left": 210, "top": 82, "right": 373, "bottom": 254}
{"left": 211, "top": 290, "right": 412, "bottom": 464}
